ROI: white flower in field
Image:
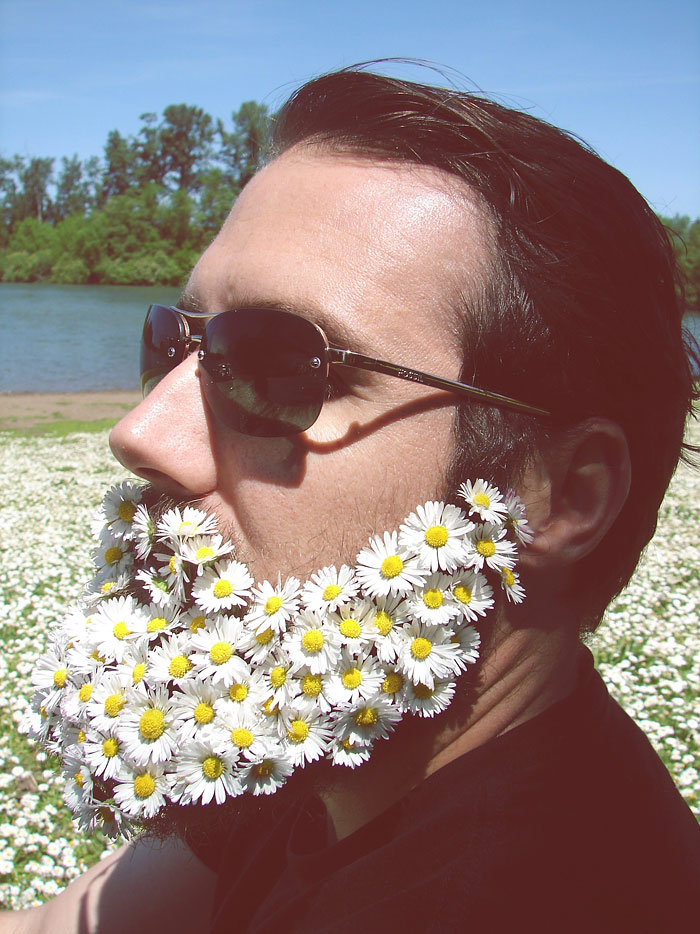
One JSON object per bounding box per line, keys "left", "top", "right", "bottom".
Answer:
{"left": 285, "top": 610, "right": 340, "bottom": 675}
{"left": 406, "top": 573, "right": 461, "bottom": 628}
{"left": 91, "top": 596, "right": 149, "bottom": 663}
{"left": 172, "top": 679, "right": 226, "bottom": 743}
{"left": 399, "top": 501, "right": 472, "bottom": 573}
{"left": 113, "top": 762, "right": 170, "bottom": 819}
{"left": 355, "top": 531, "right": 427, "bottom": 598}
{"left": 178, "top": 535, "right": 234, "bottom": 574}
{"left": 450, "top": 569, "right": 494, "bottom": 622}
{"left": 189, "top": 618, "right": 248, "bottom": 686}
{"left": 83, "top": 731, "right": 125, "bottom": 781}
{"left": 395, "top": 621, "right": 463, "bottom": 689}
{"left": 458, "top": 479, "right": 508, "bottom": 524}
{"left": 301, "top": 565, "right": 359, "bottom": 614}
{"left": 279, "top": 707, "right": 332, "bottom": 766}
{"left": 463, "top": 522, "right": 517, "bottom": 573}
{"left": 156, "top": 506, "right": 219, "bottom": 543}
{"left": 244, "top": 576, "right": 301, "bottom": 635}
{"left": 192, "top": 558, "right": 253, "bottom": 612}
{"left": 117, "top": 686, "right": 179, "bottom": 765}
{"left": 100, "top": 481, "right": 143, "bottom": 538}
{"left": 327, "top": 649, "right": 384, "bottom": 707}
{"left": 172, "top": 741, "right": 243, "bottom": 805}
{"left": 93, "top": 532, "right": 133, "bottom": 576}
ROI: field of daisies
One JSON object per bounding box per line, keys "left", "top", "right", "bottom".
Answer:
{"left": 1, "top": 423, "right": 698, "bottom": 910}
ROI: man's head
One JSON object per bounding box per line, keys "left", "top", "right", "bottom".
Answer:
{"left": 111, "top": 66, "right": 698, "bottom": 631}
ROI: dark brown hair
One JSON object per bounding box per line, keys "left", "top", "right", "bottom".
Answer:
{"left": 270, "top": 66, "right": 699, "bottom": 628}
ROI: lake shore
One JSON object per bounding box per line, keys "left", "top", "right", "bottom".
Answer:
{"left": 0, "top": 390, "right": 141, "bottom": 432}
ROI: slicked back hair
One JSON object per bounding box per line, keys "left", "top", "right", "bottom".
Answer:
{"left": 270, "top": 67, "right": 699, "bottom": 629}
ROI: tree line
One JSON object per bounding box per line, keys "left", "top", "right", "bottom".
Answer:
{"left": 0, "top": 100, "right": 698, "bottom": 311}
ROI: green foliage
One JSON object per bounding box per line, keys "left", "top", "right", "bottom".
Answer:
{"left": 661, "top": 215, "right": 700, "bottom": 312}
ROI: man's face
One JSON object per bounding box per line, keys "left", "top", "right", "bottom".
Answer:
{"left": 110, "top": 148, "right": 492, "bottom": 583}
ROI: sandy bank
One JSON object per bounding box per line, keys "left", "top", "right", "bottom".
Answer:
{"left": 0, "top": 390, "right": 141, "bottom": 431}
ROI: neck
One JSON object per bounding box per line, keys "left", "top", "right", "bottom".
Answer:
{"left": 321, "top": 614, "right": 582, "bottom": 840}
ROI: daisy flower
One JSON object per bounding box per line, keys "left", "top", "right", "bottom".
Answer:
{"left": 181, "top": 608, "right": 221, "bottom": 635}
{"left": 172, "top": 679, "right": 227, "bottom": 743}
{"left": 328, "top": 599, "right": 375, "bottom": 654}
{"left": 214, "top": 708, "right": 276, "bottom": 762}
{"left": 172, "top": 742, "right": 243, "bottom": 805}
{"left": 458, "top": 479, "right": 509, "bottom": 524}
{"left": 192, "top": 558, "right": 254, "bottom": 613}
{"left": 151, "top": 550, "right": 188, "bottom": 604}
{"left": 116, "top": 642, "right": 152, "bottom": 692}
{"left": 62, "top": 751, "right": 94, "bottom": 813}
{"left": 404, "top": 678, "right": 456, "bottom": 718}
{"left": 301, "top": 565, "right": 359, "bottom": 615}
{"left": 134, "top": 603, "right": 182, "bottom": 643}
{"left": 83, "top": 730, "right": 126, "bottom": 781}
{"left": 284, "top": 610, "right": 341, "bottom": 675}
{"left": 398, "top": 501, "right": 472, "bottom": 573}
{"left": 61, "top": 676, "right": 100, "bottom": 722}
{"left": 449, "top": 625, "right": 481, "bottom": 672}
{"left": 156, "top": 505, "right": 219, "bottom": 542}
{"left": 463, "top": 522, "right": 517, "bottom": 573}
{"left": 134, "top": 567, "right": 180, "bottom": 610}
{"left": 377, "top": 666, "right": 408, "bottom": 707}
{"left": 91, "top": 596, "right": 149, "bottom": 663}
{"left": 367, "top": 594, "right": 408, "bottom": 664}
{"left": 279, "top": 707, "right": 332, "bottom": 767}
{"left": 500, "top": 566, "right": 526, "bottom": 603}
{"left": 213, "top": 666, "right": 267, "bottom": 718}
{"left": 407, "top": 573, "right": 461, "bottom": 628}
{"left": 148, "top": 633, "right": 196, "bottom": 687}
{"left": 237, "top": 622, "right": 278, "bottom": 667}
{"left": 93, "top": 531, "right": 133, "bottom": 576}
{"left": 396, "top": 621, "right": 463, "bottom": 689}
{"left": 82, "top": 571, "right": 133, "bottom": 605}
{"left": 86, "top": 673, "right": 132, "bottom": 734}
{"left": 132, "top": 503, "right": 156, "bottom": 559}
{"left": 260, "top": 650, "right": 300, "bottom": 710}
{"left": 355, "top": 531, "right": 427, "bottom": 598}
{"left": 117, "top": 686, "right": 179, "bottom": 765}
{"left": 240, "top": 751, "right": 294, "bottom": 795}
{"left": 244, "top": 576, "right": 301, "bottom": 635}
{"left": 178, "top": 534, "right": 233, "bottom": 574}
{"left": 503, "top": 490, "right": 534, "bottom": 545}
{"left": 329, "top": 737, "right": 373, "bottom": 768}
{"left": 189, "top": 618, "right": 248, "bottom": 686}
{"left": 101, "top": 481, "right": 143, "bottom": 538}
{"left": 327, "top": 649, "right": 384, "bottom": 707}
{"left": 113, "top": 762, "right": 171, "bottom": 819}
{"left": 450, "top": 569, "right": 494, "bottom": 622}
{"left": 291, "top": 668, "right": 334, "bottom": 715}
{"left": 31, "top": 647, "right": 72, "bottom": 714}
{"left": 332, "top": 694, "right": 402, "bottom": 746}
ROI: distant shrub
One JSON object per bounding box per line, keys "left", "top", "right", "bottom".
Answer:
{"left": 1, "top": 249, "right": 54, "bottom": 282}
{"left": 51, "top": 254, "right": 90, "bottom": 284}
{"left": 95, "top": 249, "right": 182, "bottom": 286}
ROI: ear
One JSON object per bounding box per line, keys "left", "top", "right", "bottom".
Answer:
{"left": 519, "top": 418, "right": 631, "bottom": 569}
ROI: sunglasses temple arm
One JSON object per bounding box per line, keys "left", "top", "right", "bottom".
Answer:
{"left": 328, "top": 348, "right": 552, "bottom": 418}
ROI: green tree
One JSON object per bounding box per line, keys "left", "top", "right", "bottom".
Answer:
{"left": 662, "top": 215, "right": 700, "bottom": 313}
{"left": 54, "top": 155, "right": 92, "bottom": 220}
{"left": 103, "top": 130, "right": 138, "bottom": 198}
{"left": 160, "top": 104, "right": 214, "bottom": 191}
{"left": 18, "top": 156, "right": 54, "bottom": 222}
{"left": 218, "top": 100, "right": 271, "bottom": 190}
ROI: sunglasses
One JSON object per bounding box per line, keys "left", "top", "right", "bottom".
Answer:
{"left": 141, "top": 304, "right": 551, "bottom": 438}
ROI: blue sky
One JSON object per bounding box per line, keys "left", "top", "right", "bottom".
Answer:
{"left": 1, "top": 0, "right": 698, "bottom": 216}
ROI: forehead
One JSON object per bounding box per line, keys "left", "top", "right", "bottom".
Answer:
{"left": 187, "top": 148, "right": 491, "bottom": 364}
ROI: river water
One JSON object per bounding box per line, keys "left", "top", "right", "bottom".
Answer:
{"left": 1, "top": 282, "right": 699, "bottom": 392}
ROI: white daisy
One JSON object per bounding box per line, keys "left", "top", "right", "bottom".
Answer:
{"left": 31, "top": 647, "right": 72, "bottom": 713}
{"left": 500, "top": 566, "right": 526, "bottom": 603}
{"left": 62, "top": 751, "right": 94, "bottom": 813}
{"left": 404, "top": 678, "right": 456, "bottom": 718}
{"left": 113, "top": 762, "right": 170, "bottom": 819}
{"left": 83, "top": 730, "right": 125, "bottom": 781}
{"left": 178, "top": 534, "right": 233, "bottom": 574}
{"left": 463, "top": 522, "right": 517, "bottom": 573}
{"left": 134, "top": 567, "right": 181, "bottom": 610}
{"left": 172, "top": 679, "right": 227, "bottom": 743}
{"left": 86, "top": 673, "right": 132, "bottom": 734}
{"left": 279, "top": 707, "right": 332, "bottom": 766}
{"left": 172, "top": 741, "right": 242, "bottom": 805}
{"left": 260, "top": 650, "right": 300, "bottom": 709}
{"left": 450, "top": 569, "right": 494, "bottom": 622}
{"left": 244, "top": 576, "right": 301, "bottom": 635}
{"left": 458, "top": 479, "right": 509, "bottom": 524}
{"left": 181, "top": 607, "right": 222, "bottom": 635}
{"left": 301, "top": 565, "right": 359, "bottom": 614}
{"left": 134, "top": 603, "right": 182, "bottom": 643}
{"left": 284, "top": 610, "right": 340, "bottom": 675}
{"left": 148, "top": 633, "right": 196, "bottom": 687}
{"left": 328, "top": 599, "right": 375, "bottom": 654}
{"left": 449, "top": 624, "right": 481, "bottom": 671}
{"left": 377, "top": 666, "right": 408, "bottom": 707}
{"left": 407, "top": 573, "right": 461, "bottom": 628}
{"left": 117, "top": 686, "right": 179, "bottom": 765}
{"left": 214, "top": 708, "right": 277, "bottom": 762}
{"left": 396, "top": 621, "right": 463, "bottom": 689}
{"left": 91, "top": 596, "right": 149, "bottom": 663}
{"left": 329, "top": 736, "right": 373, "bottom": 768}
{"left": 291, "top": 668, "right": 334, "bottom": 715}
{"left": 503, "top": 490, "right": 534, "bottom": 545}
{"left": 82, "top": 571, "right": 133, "bottom": 605}
{"left": 189, "top": 618, "right": 248, "bottom": 685}
{"left": 61, "top": 676, "right": 100, "bottom": 722}
{"left": 367, "top": 594, "right": 408, "bottom": 664}
{"left": 151, "top": 550, "right": 188, "bottom": 604}
{"left": 237, "top": 622, "right": 278, "bottom": 667}
{"left": 332, "top": 694, "right": 402, "bottom": 746}
{"left": 355, "top": 531, "right": 428, "bottom": 598}
{"left": 132, "top": 503, "right": 156, "bottom": 559}
{"left": 101, "top": 481, "right": 143, "bottom": 538}
{"left": 156, "top": 505, "right": 220, "bottom": 542}
{"left": 327, "top": 649, "right": 384, "bottom": 707}
{"left": 115, "top": 642, "right": 152, "bottom": 692}
{"left": 240, "top": 750, "right": 294, "bottom": 795}
{"left": 192, "top": 558, "right": 254, "bottom": 613}
{"left": 398, "top": 501, "right": 472, "bottom": 572}
{"left": 93, "top": 531, "right": 133, "bottom": 576}
{"left": 213, "top": 666, "right": 268, "bottom": 718}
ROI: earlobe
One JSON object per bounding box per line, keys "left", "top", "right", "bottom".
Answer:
{"left": 521, "top": 419, "right": 631, "bottom": 569}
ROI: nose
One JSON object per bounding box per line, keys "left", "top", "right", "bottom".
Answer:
{"left": 109, "top": 354, "right": 218, "bottom": 498}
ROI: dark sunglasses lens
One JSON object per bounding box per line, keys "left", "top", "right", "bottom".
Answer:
{"left": 199, "top": 308, "right": 327, "bottom": 437}
{"left": 140, "top": 305, "right": 185, "bottom": 396}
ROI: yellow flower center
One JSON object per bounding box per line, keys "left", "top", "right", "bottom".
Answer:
{"left": 322, "top": 584, "right": 342, "bottom": 602}
{"left": 255, "top": 627, "right": 273, "bottom": 645}
{"left": 213, "top": 579, "right": 233, "bottom": 599}
{"left": 423, "top": 588, "right": 444, "bottom": 609}
{"left": 78, "top": 684, "right": 93, "bottom": 703}
{"left": 453, "top": 584, "right": 472, "bottom": 604}
{"left": 476, "top": 539, "right": 496, "bottom": 558}
{"left": 168, "top": 655, "right": 192, "bottom": 678}
{"left": 286, "top": 719, "right": 309, "bottom": 743}
{"left": 194, "top": 702, "right": 215, "bottom": 724}
{"left": 502, "top": 568, "right": 515, "bottom": 587}
{"left": 302, "top": 629, "right": 324, "bottom": 653}
{"left": 269, "top": 665, "right": 287, "bottom": 688}
{"left": 339, "top": 618, "right": 361, "bottom": 639}
{"left": 341, "top": 667, "right": 363, "bottom": 690}
{"left": 382, "top": 672, "right": 403, "bottom": 694}
{"left": 424, "top": 525, "right": 448, "bottom": 548}
{"left": 104, "top": 693, "right": 125, "bottom": 717}
{"left": 168, "top": 556, "right": 178, "bottom": 574}
{"left": 254, "top": 760, "right": 273, "bottom": 778}
{"left": 261, "top": 697, "right": 276, "bottom": 715}
{"left": 413, "top": 683, "right": 435, "bottom": 700}
{"left": 231, "top": 727, "right": 254, "bottom": 748}
{"left": 113, "top": 622, "right": 130, "bottom": 640}
{"left": 195, "top": 546, "right": 215, "bottom": 562}
{"left": 264, "top": 596, "right": 283, "bottom": 615}
{"left": 139, "top": 708, "right": 165, "bottom": 740}
{"left": 132, "top": 663, "right": 147, "bottom": 684}
{"left": 53, "top": 668, "right": 68, "bottom": 688}
{"left": 102, "top": 737, "right": 120, "bottom": 758}
{"left": 75, "top": 771, "right": 84, "bottom": 787}
{"left": 341, "top": 738, "right": 356, "bottom": 750}
{"left": 373, "top": 611, "right": 393, "bottom": 636}
{"left": 189, "top": 615, "right": 206, "bottom": 632}
{"left": 229, "top": 683, "right": 248, "bottom": 703}
{"left": 355, "top": 707, "right": 378, "bottom": 727}
{"left": 202, "top": 756, "right": 223, "bottom": 780}
{"left": 411, "top": 637, "right": 432, "bottom": 660}
{"left": 104, "top": 546, "right": 123, "bottom": 566}
{"left": 148, "top": 616, "right": 168, "bottom": 633}
{"left": 210, "top": 641, "right": 233, "bottom": 665}
{"left": 77, "top": 729, "right": 86, "bottom": 743}
{"left": 301, "top": 673, "right": 323, "bottom": 697}
{"left": 473, "top": 492, "right": 490, "bottom": 508}
{"left": 380, "top": 555, "right": 404, "bottom": 579}
{"left": 133, "top": 773, "right": 156, "bottom": 799}
{"left": 117, "top": 501, "right": 136, "bottom": 522}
